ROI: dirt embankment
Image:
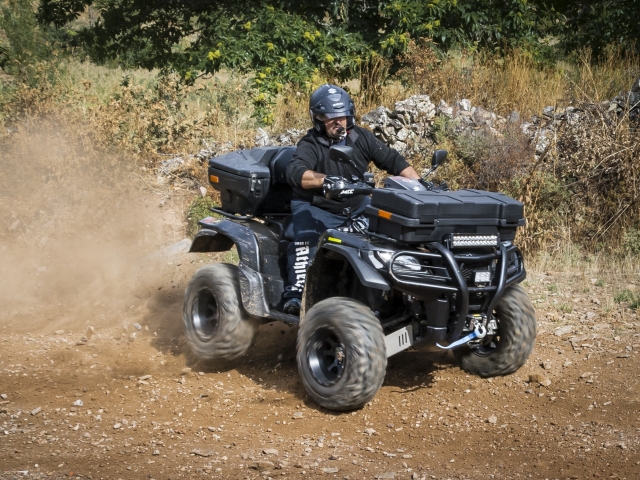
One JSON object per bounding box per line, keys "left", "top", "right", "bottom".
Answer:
{"left": 1, "top": 123, "right": 639, "bottom": 480}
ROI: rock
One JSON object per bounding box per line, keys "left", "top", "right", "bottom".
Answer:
{"left": 255, "top": 128, "right": 271, "bottom": 147}
{"left": 0, "top": 394, "right": 7, "bottom": 400}
{"left": 459, "top": 99, "right": 472, "bottom": 111}
{"left": 161, "top": 239, "right": 191, "bottom": 256}
{"left": 554, "top": 326, "right": 572, "bottom": 336}
{"left": 486, "top": 415, "right": 498, "bottom": 424}
{"left": 323, "top": 467, "right": 339, "bottom": 473}
{"left": 364, "top": 428, "right": 377, "bottom": 435}
{"left": 133, "top": 323, "right": 142, "bottom": 330}
{"left": 181, "top": 367, "right": 192, "bottom": 375}
{"left": 542, "top": 360, "right": 553, "bottom": 370}
{"left": 543, "top": 106, "right": 555, "bottom": 117}
{"left": 277, "top": 460, "right": 289, "bottom": 469}
{"left": 251, "top": 460, "right": 275, "bottom": 471}
{"left": 563, "top": 361, "right": 573, "bottom": 368}
{"left": 31, "top": 407, "right": 41, "bottom": 416}
{"left": 586, "top": 312, "right": 596, "bottom": 320}
{"left": 72, "top": 400, "right": 83, "bottom": 407}
{"left": 292, "top": 412, "right": 303, "bottom": 419}
{"left": 84, "top": 326, "right": 95, "bottom": 340}
{"left": 362, "top": 106, "right": 391, "bottom": 124}
{"left": 199, "top": 186, "right": 207, "bottom": 197}
{"left": 508, "top": 111, "right": 520, "bottom": 123}
{"left": 540, "top": 379, "right": 552, "bottom": 387}
{"left": 55, "top": 330, "right": 65, "bottom": 335}
{"left": 375, "top": 473, "right": 396, "bottom": 479}
{"left": 529, "top": 373, "right": 546, "bottom": 384}
{"left": 263, "top": 448, "right": 279, "bottom": 455}
{"left": 153, "top": 449, "right": 160, "bottom": 456}
{"left": 113, "top": 423, "right": 122, "bottom": 429}
{"left": 191, "top": 449, "right": 214, "bottom": 457}
{"left": 139, "top": 375, "right": 152, "bottom": 381}
{"left": 580, "top": 372, "right": 593, "bottom": 378}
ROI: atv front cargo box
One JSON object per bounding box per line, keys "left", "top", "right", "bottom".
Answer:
{"left": 366, "top": 189, "right": 525, "bottom": 243}
{"left": 208, "top": 147, "right": 295, "bottom": 216}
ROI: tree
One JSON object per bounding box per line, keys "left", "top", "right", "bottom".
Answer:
{"left": 37, "top": 0, "right": 556, "bottom": 121}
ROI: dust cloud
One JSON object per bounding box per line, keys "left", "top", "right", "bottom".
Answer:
{"left": 0, "top": 122, "right": 185, "bottom": 334}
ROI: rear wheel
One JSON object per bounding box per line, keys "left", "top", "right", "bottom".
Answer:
{"left": 455, "top": 284, "right": 536, "bottom": 377}
{"left": 297, "top": 298, "right": 387, "bottom": 410}
{"left": 183, "top": 263, "right": 260, "bottom": 361}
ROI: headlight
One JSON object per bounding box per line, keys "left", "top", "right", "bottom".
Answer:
{"left": 393, "top": 255, "right": 422, "bottom": 272}
{"left": 451, "top": 234, "right": 498, "bottom": 248}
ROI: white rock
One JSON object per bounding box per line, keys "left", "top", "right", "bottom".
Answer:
{"left": 364, "top": 428, "right": 377, "bottom": 435}
{"left": 161, "top": 238, "right": 191, "bottom": 256}
{"left": 459, "top": 99, "right": 472, "bottom": 111}
{"left": 486, "top": 415, "right": 498, "bottom": 424}
{"left": 72, "top": 400, "right": 83, "bottom": 407}
{"left": 31, "top": 407, "right": 41, "bottom": 416}
{"left": 263, "top": 448, "right": 279, "bottom": 455}
{"left": 554, "top": 325, "right": 572, "bottom": 336}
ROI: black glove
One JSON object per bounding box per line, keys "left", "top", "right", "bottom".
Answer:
{"left": 323, "top": 176, "right": 348, "bottom": 197}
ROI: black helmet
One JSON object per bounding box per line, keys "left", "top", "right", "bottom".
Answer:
{"left": 309, "top": 84, "right": 356, "bottom": 134}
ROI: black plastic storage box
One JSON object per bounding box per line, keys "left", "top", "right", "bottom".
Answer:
{"left": 366, "top": 189, "right": 525, "bottom": 243}
{"left": 208, "top": 147, "right": 295, "bottom": 216}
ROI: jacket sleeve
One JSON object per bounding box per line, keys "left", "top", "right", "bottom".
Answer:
{"left": 286, "top": 138, "right": 319, "bottom": 188}
{"left": 360, "top": 127, "right": 411, "bottom": 175}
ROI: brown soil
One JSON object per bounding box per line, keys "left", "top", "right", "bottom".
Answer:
{"left": 1, "top": 127, "right": 639, "bottom": 480}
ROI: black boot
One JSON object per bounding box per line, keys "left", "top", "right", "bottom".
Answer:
{"left": 283, "top": 297, "right": 301, "bottom": 316}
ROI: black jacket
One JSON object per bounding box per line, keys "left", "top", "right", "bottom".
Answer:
{"left": 286, "top": 126, "right": 410, "bottom": 213}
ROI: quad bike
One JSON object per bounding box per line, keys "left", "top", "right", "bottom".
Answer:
{"left": 183, "top": 145, "right": 536, "bottom": 410}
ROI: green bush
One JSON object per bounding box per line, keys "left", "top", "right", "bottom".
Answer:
{"left": 186, "top": 196, "right": 220, "bottom": 237}
{"left": 614, "top": 289, "right": 640, "bottom": 311}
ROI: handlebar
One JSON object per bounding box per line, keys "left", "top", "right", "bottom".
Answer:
{"left": 325, "top": 180, "right": 374, "bottom": 200}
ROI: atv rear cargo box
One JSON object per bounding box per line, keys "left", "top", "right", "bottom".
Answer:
{"left": 366, "top": 189, "right": 525, "bottom": 243}
{"left": 208, "top": 147, "right": 295, "bottom": 216}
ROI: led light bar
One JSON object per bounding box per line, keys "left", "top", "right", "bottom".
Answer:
{"left": 451, "top": 234, "right": 498, "bottom": 247}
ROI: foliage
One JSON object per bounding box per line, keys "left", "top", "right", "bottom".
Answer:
{"left": 614, "top": 289, "right": 640, "bottom": 310}
{"left": 36, "top": 0, "right": 563, "bottom": 122}
{"left": 0, "top": 0, "right": 55, "bottom": 82}
{"left": 547, "top": 0, "right": 640, "bottom": 57}
{"left": 622, "top": 228, "right": 640, "bottom": 256}
{"left": 186, "top": 196, "right": 220, "bottom": 237}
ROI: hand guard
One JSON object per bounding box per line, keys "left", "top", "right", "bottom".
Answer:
{"left": 322, "top": 176, "right": 348, "bottom": 197}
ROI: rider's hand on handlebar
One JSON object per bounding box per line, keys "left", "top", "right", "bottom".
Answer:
{"left": 322, "top": 176, "right": 348, "bottom": 197}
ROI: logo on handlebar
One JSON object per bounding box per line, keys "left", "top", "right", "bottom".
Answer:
{"left": 339, "top": 189, "right": 354, "bottom": 195}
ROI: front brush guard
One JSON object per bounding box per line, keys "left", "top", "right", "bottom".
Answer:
{"left": 387, "top": 242, "right": 525, "bottom": 345}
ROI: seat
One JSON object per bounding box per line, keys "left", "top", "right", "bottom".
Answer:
{"left": 269, "top": 146, "right": 296, "bottom": 186}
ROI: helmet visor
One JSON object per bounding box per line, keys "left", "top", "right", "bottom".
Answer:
{"left": 315, "top": 111, "right": 352, "bottom": 121}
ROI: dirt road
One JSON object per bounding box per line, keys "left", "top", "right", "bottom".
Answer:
{"left": 1, "top": 258, "right": 639, "bottom": 480}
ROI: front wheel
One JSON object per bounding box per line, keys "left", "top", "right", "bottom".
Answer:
{"left": 455, "top": 284, "right": 536, "bottom": 377}
{"left": 297, "top": 298, "right": 387, "bottom": 411}
{"left": 183, "top": 263, "right": 260, "bottom": 362}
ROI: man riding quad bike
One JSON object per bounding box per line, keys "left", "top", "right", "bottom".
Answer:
{"left": 182, "top": 85, "right": 536, "bottom": 411}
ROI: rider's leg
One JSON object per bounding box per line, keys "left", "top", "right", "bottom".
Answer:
{"left": 283, "top": 201, "right": 345, "bottom": 312}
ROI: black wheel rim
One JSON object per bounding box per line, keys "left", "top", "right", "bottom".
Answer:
{"left": 472, "top": 335, "right": 499, "bottom": 357}
{"left": 307, "top": 327, "right": 346, "bottom": 387}
{"left": 192, "top": 288, "right": 219, "bottom": 342}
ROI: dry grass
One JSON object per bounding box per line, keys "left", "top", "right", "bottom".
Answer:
{"left": 398, "top": 40, "right": 640, "bottom": 119}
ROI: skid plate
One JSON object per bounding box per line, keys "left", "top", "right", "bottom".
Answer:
{"left": 385, "top": 325, "right": 413, "bottom": 357}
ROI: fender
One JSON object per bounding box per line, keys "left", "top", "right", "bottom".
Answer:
{"left": 189, "top": 218, "right": 260, "bottom": 271}
{"left": 320, "top": 243, "right": 390, "bottom": 291}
